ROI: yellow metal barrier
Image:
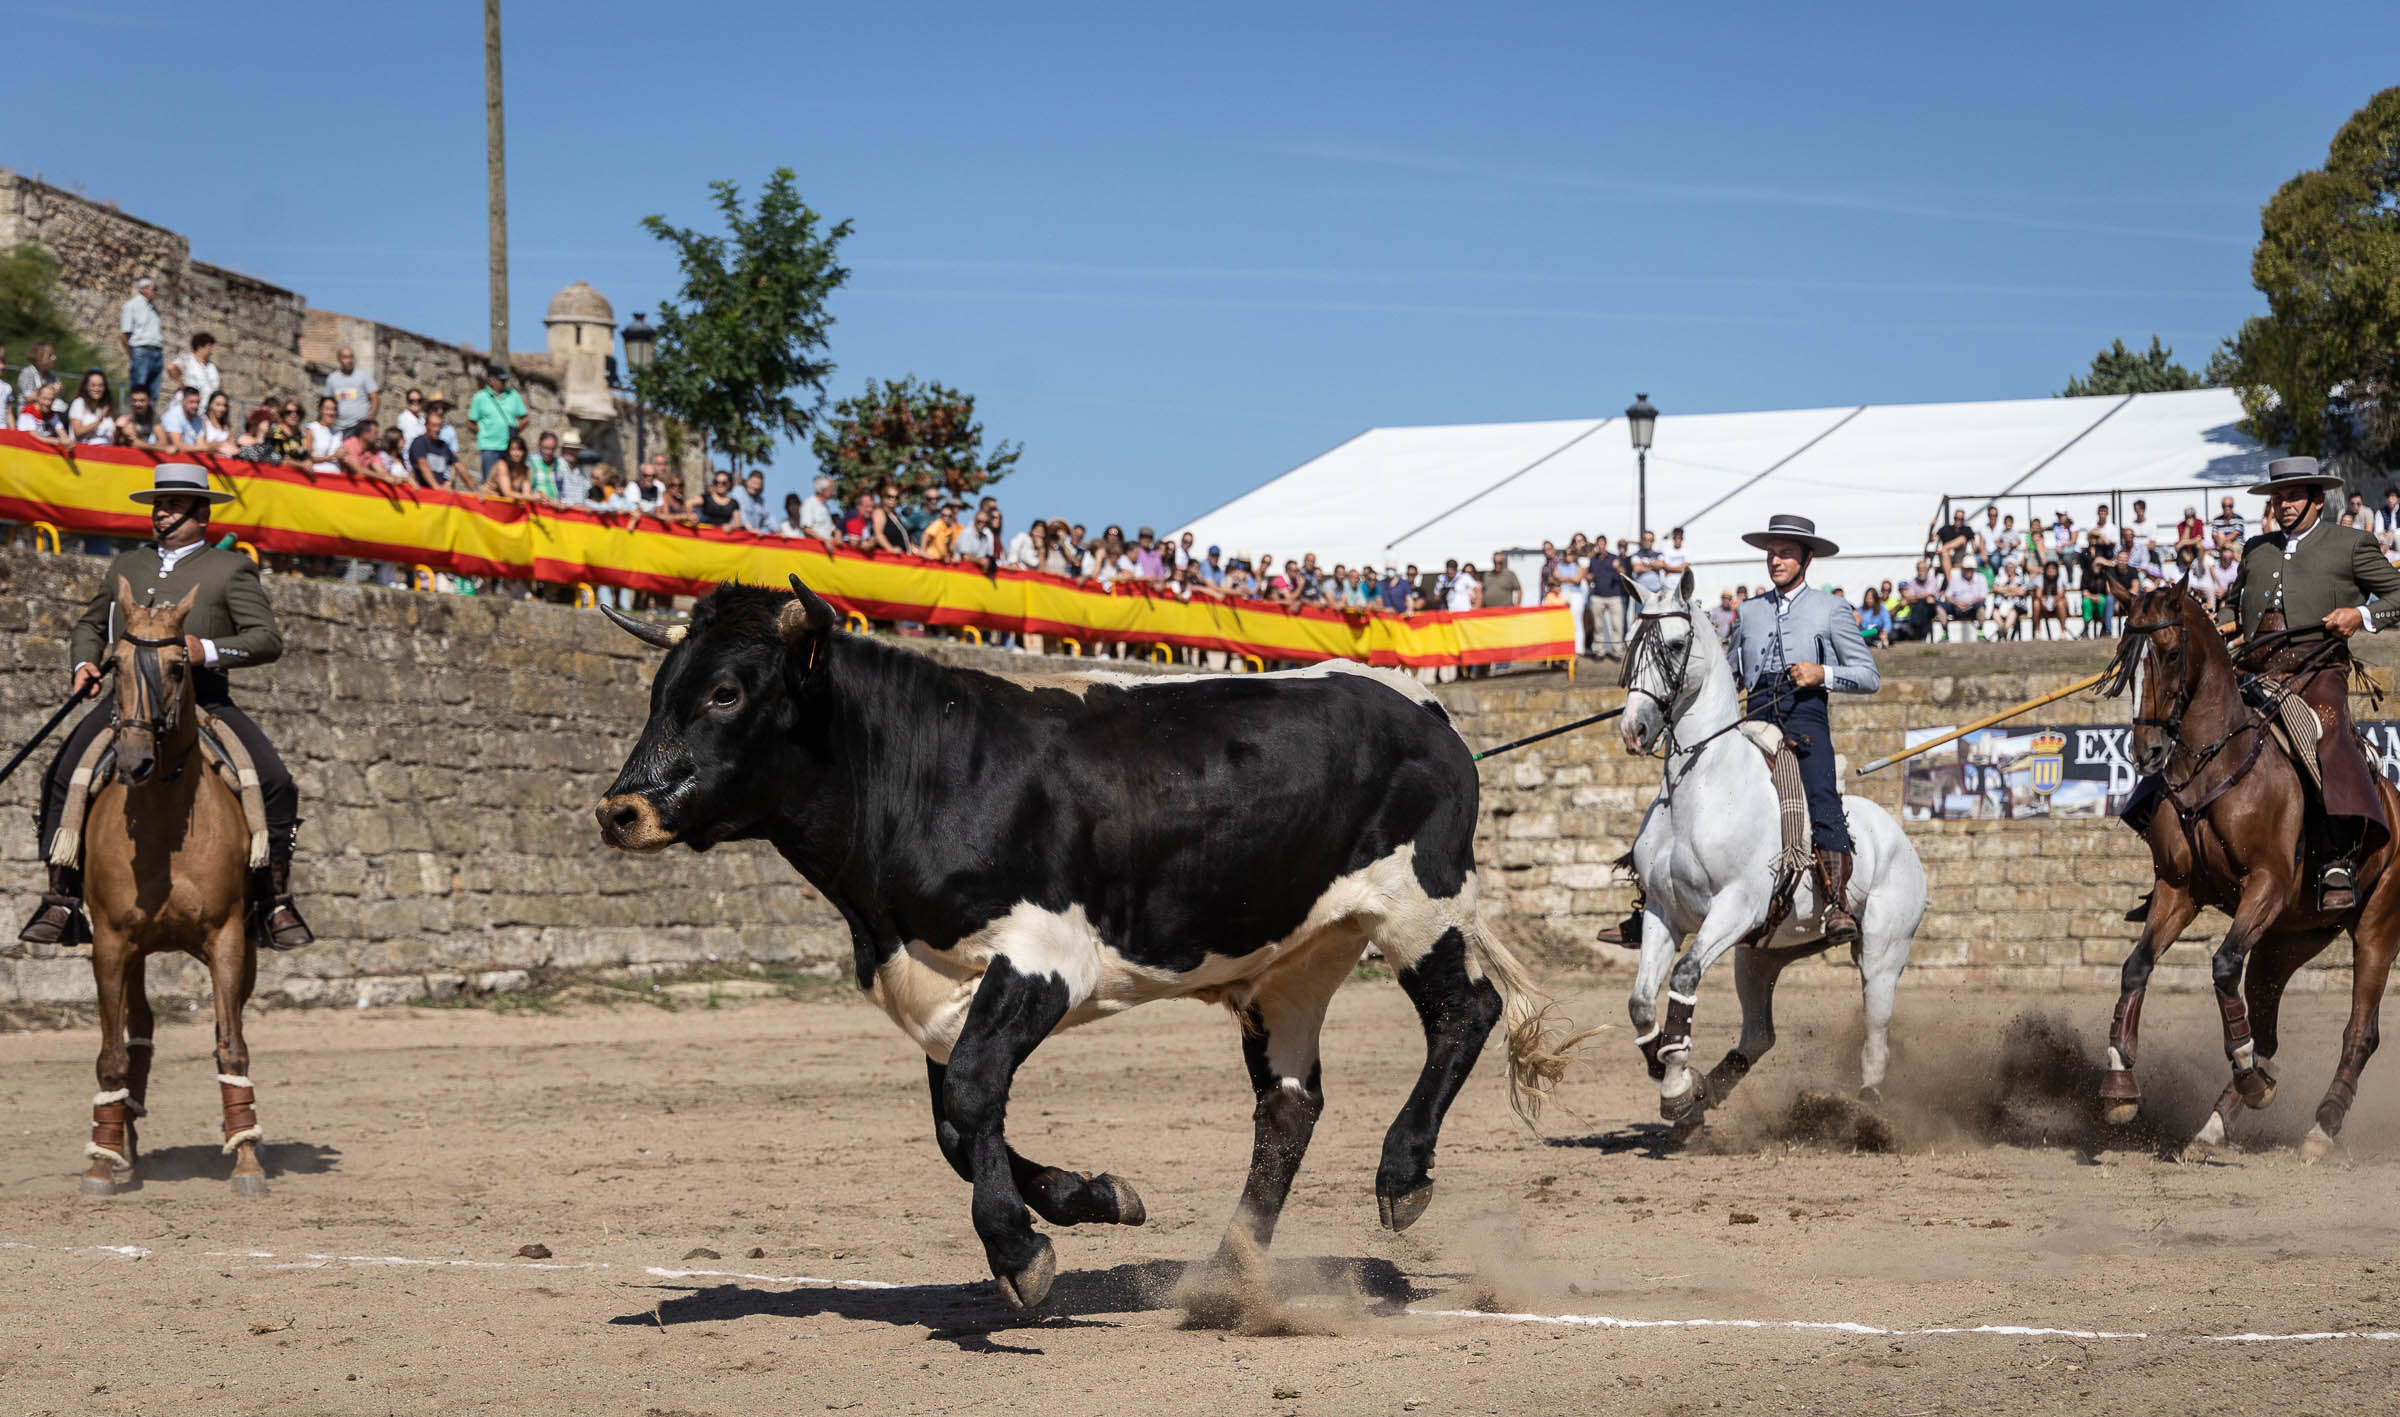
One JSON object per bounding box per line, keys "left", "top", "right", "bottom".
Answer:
{"left": 1240, "top": 653, "right": 1265, "bottom": 673}
{"left": 574, "top": 582, "right": 597, "bottom": 609}
{"left": 1147, "top": 643, "right": 1173, "bottom": 664}
{"left": 29, "top": 521, "right": 59, "bottom": 554}
{"left": 958, "top": 625, "right": 985, "bottom": 646}
{"left": 413, "top": 565, "right": 439, "bottom": 592}
{"left": 844, "top": 611, "right": 871, "bottom": 635}
{"left": 1059, "top": 637, "right": 1083, "bottom": 658}
{"left": 232, "top": 541, "right": 260, "bottom": 565}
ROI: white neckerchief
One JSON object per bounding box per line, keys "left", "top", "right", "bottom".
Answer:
{"left": 2280, "top": 515, "right": 2319, "bottom": 559}
{"left": 156, "top": 539, "right": 207, "bottom": 575}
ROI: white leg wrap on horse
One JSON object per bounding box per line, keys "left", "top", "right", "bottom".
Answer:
{"left": 220, "top": 1125, "right": 264, "bottom": 1155}
{"left": 1666, "top": 990, "right": 1698, "bottom": 1008}
{"left": 2231, "top": 1042, "right": 2255, "bottom": 1072}
{"left": 1631, "top": 1026, "right": 1660, "bottom": 1046}
{"left": 2106, "top": 1046, "right": 2127, "bottom": 1073}
{"left": 216, "top": 1074, "right": 254, "bottom": 1089}
{"left": 92, "top": 1089, "right": 130, "bottom": 1106}
{"left": 84, "top": 1142, "right": 130, "bottom": 1170}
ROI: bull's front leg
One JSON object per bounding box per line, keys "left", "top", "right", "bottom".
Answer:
{"left": 943, "top": 957, "right": 1075, "bottom": 1310}
{"left": 927, "top": 1059, "right": 1145, "bottom": 1229}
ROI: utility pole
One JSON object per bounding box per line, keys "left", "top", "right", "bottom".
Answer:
{"left": 484, "top": 0, "right": 509, "bottom": 368}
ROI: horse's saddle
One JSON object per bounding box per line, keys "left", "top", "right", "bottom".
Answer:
{"left": 48, "top": 715, "right": 272, "bottom": 871}
{"left": 1735, "top": 722, "right": 1825, "bottom": 880}
{"left": 2236, "top": 674, "right": 2331, "bottom": 792}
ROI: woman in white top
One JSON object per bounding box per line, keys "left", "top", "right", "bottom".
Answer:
{"left": 67, "top": 370, "right": 117, "bottom": 445}
{"left": 304, "top": 395, "right": 343, "bottom": 473}
{"left": 1006, "top": 519, "right": 1049, "bottom": 571}
{"left": 198, "top": 390, "right": 239, "bottom": 454}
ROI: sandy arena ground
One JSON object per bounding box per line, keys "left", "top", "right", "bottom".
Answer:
{"left": 5, "top": 971, "right": 2399, "bottom": 1415}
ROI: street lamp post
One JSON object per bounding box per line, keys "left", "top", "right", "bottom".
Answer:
{"left": 1624, "top": 392, "right": 1658, "bottom": 540}
{"left": 621, "top": 311, "right": 657, "bottom": 473}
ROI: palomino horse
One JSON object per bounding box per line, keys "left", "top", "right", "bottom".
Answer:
{"left": 1619, "top": 572, "right": 1925, "bottom": 1136}
{"left": 2101, "top": 584, "right": 2399, "bottom": 1161}
{"left": 75, "top": 580, "right": 268, "bottom": 1196}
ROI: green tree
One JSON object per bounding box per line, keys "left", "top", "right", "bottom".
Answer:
{"left": 2059, "top": 335, "right": 2214, "bottom": 397}
{"left": 634, "top": 170, "right": 852, "bottom": 474}
{"left": 813, "top": 376, "right": 1022, "bottom": 505}
{"left": 0, "top": 243, "right": 107, "bottom": 380}
{"left": 2215, "top": 86, "right": 2400, "bottom": 466}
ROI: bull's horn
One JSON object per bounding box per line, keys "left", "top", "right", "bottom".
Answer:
{"left": 598, "top": 603, "right": 687, "bottom": 649}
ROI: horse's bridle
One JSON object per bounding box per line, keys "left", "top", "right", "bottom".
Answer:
{"left": 1622, "top": 606, "right": 1749, "bottom": 781}
{"left": 2111, "top": 597, "right": 2271, "bottom": 828}
{"left": 119, "top": 632, "right": 195, "bottom": 780}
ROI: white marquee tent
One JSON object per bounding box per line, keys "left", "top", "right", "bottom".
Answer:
{"left": 1174, "top": 388, "right": 2278, "bottom": 602}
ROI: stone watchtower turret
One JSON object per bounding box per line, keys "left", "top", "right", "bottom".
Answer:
{"left": 544, "top": 280, "right": 617, "bottom": 423}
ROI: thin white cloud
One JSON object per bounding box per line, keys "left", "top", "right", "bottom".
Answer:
{"left": 1274, "top": 141, "right": 2254, "bottom": 247}
{"left": 850, "top": 283, "right": 2228, "bottom": 339}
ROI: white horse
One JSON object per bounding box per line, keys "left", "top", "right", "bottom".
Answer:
{"left": 1618, "top": 571, "right": 1926, "bottom": 1135}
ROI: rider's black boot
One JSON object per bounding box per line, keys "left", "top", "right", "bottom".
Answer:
{"left": 16, "top": 863, "right": 88, "bottom": 949}
{"left": 252, "top": 858, "right": 314, "bottom": 951}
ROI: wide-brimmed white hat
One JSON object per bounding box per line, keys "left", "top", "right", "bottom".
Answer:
{"left": 126, "top": 462, "right": 235, "bottom": 506}
{"left": 1740, "top": 512, "right": 1839, "bottom": 558}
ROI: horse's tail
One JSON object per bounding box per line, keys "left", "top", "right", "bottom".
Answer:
{"left": 1465, "top": 924, "right": 1602, "bottom": 1127}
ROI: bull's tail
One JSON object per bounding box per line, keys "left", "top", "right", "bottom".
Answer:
{"left": 1464, "top": 925, "right": 1601, "bottom": 1127}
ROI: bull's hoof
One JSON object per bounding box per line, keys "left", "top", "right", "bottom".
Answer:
{"left": 993, "top": 1237, "right": 1056, "bottom": 1311}
{"left": 2299, "top": 1124, "right": 2336, "bottom": 1165}
{"left": 230, "top": 1172, "right": 271, "bottom": 1198}
{"left": 1377, "top": 1183, "right": 1434, "bottom": 1233}
{"left": 78, "top": 1174, "right": 120, "bottom": 1197}
{"left": 1102, "top": 1174, "right": 1146, "bottom": 1227}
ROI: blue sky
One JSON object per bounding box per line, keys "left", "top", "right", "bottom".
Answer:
{"left": 16, "top": 1, "right": 2396, "bottom": 526}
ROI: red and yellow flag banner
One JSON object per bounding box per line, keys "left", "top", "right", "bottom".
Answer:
{"left": 0, "top": 435, "right": 1571, "bottom": 667}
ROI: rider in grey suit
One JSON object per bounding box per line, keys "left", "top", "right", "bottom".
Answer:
{"left": 1725, "top": 513, "right": 1879, "bottom": 946}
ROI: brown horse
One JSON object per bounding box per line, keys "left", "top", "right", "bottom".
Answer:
{"left": 2100, "top": 583, "right": 2399, "bottom": 1160}
{"left": 74, "top": 579, "right": 267, "bottom": 1196}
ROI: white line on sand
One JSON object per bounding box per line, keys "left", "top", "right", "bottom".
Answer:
{"left": 9, "top": 1239, "right": 2396, "bottom": 1343}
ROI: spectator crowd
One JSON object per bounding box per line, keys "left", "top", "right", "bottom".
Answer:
{"left": 17, "top": 278, "right": 2400, "bottom": 664}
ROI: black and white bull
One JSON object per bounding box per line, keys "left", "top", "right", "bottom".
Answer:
{"left": 594, "top": 578, "right": 1574, "bottom": 1309}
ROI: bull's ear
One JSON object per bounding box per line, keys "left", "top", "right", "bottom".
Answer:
{"left": 780, "top": 574, "right": 836, "bottom": 677}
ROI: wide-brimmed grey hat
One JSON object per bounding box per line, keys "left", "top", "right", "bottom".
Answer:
{"left": 2247, "top": 455, "right": 2345, "bottom": 496}
{"left": 1741, "top": 512, "right": 1839, "bottom": 558}
{"left": 127, "top": 462, "right": 235, "bottom": 506}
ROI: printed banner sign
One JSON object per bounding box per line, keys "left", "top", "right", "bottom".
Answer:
{"left": 0, "top": 435, "right": 1572, "bottom": 669}
{"left": 1902, "top": 720, "right": 2400, "bottom": 820}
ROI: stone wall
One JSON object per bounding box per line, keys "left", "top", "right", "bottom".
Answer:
{"left": 0, "top": 543, "right": 2326, "bottom": 1007}
{"left": 0, "top": 168, "right": 706, "bottom": 494}
{"left": 0, "top": 548, "right": 842, "bottom": 1008}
